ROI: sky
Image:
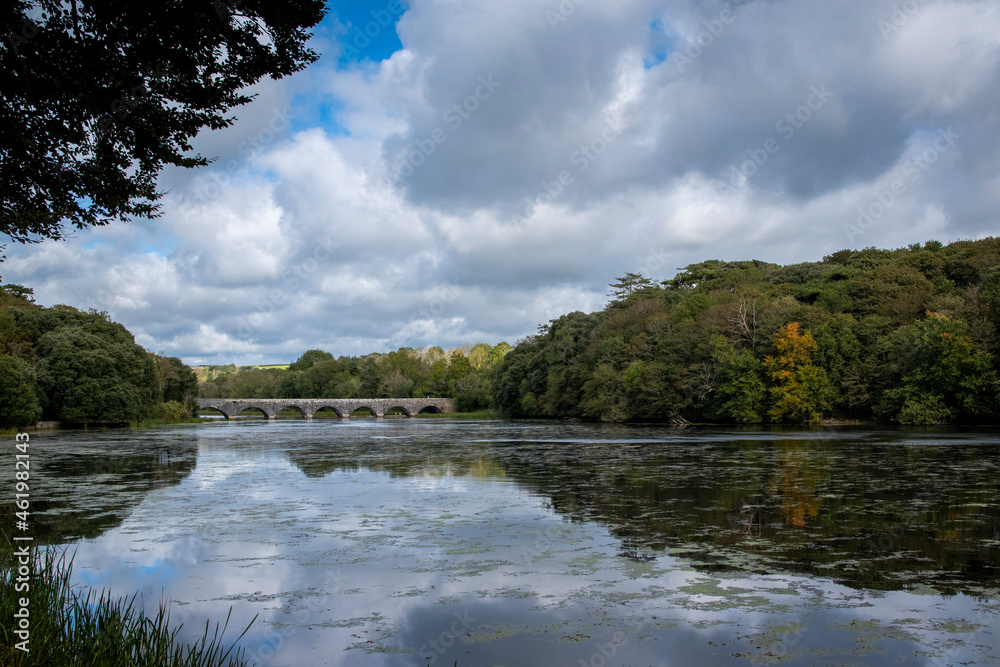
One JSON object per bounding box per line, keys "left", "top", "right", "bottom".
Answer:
{"left": 3, "top": 0, "right": 1000, "bottom": 365}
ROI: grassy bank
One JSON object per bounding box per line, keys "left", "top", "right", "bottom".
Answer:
{"left": 0, "top": 546, "right": 254, "bottom": 666}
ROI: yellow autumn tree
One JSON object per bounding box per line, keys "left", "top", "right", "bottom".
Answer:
{"left": 762, "top": 322, "right": 831, "bottom": 422}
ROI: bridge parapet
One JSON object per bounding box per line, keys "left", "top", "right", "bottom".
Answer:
{"left": 195, "top": 398, "right": 455, "bottom": 420}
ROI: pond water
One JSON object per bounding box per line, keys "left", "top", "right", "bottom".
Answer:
{"left": 22, "top": 420, "right": 1000, "bottom": 666}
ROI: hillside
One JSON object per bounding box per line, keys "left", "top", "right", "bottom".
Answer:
{"left": 493, "top": 239, "right": 1000, "bottom": 424}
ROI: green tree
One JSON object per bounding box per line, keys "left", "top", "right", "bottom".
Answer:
{"left": 607, "top": 272, "right": 654, "bottom": 305}
{"left": 454, "top": 373, "right": 493, "bottom": 412}
{"left": 297, "top": 358, "right": 348, "bottom": 397}
{"left": 289, "top": 349, "right": 334, "bottom": 371}
{"left": 488, "top": 342, "right": 513, "bottom": 366}
{"left": 0, "top": 284, "right": 34, "bottom": 303}
{"left": 0, "top": 308, "right": 17, "bottom": 353}
{"left": 230, "top": 368, "right": 279, "bottom": 399}
{"left": 467, "top": 343, "right": 492, "bottom": 370}
{"left": 154, "top": 355, "right": 197, "bottom": 403}
{"left": 879, "top": 313, "right": 997, "bottom": 423}
{"left": 717, "top": 349, "right": 766, "bottom": 423}
{"left": 1, "top": 0, "right": 325, "bottom": 246}
{"left": 492, "top": 341, "right": 538, "bottom": 416}
{"left": 0, "top": 355, "right": 41, "bottom": 427}
{"left": 418, "top": 358, "right": 448, "bottom": 397}
{"left": 446, "top": 351, "right": 471, "bottom": 395}
{"left": 581, "top": 363, "right": 626, "bottom": 421}
{"left": 378, "top": 368, "right": 415, "bottom": 398}
{"left": 35, "top": 325, "right": 156, "bottom": 424}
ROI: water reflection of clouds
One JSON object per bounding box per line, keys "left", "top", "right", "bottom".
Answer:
{"left": 50, "top": 422, "right": 1000, "bottom": 665}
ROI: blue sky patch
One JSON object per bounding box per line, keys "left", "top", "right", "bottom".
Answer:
{"left": 326, "top": 0, "right": 408, "bottom": 67}
{"left": 288, "top": 98, "right": 350, "bottom": 136}
{"left": 645, "top": 18, "right": 676, "bottom": 69}
{"left": 643, "top": 19, "right": 677, "bottom": 69}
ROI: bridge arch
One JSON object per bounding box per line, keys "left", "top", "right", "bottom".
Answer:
{"left": 198, "top": 405, "right": 232, "bottom": 420}
{"left": 309, "top": 405, "right": 349, "bottom": 419}
{"left": 277, "top": 404, "right": 308, "bottom": 419}
{"left": 236, "top": 406, "right": 270, "bottom": 419}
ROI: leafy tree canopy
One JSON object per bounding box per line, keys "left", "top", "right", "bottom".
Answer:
{"left": 1, "top": 291, "right": 197, "bottom": 424}
{"left": 1, "top": 0, "right": 325, "bottom": 248}
{"left": 289, "top": 348, "right": 335, "bottom": 371}
{"left": 35, "top": 324, "right": 157, "bottom": 424}
{"left": 493, "top": 238, "right": 1000, "bottom": 425}
{"left": 0, "top": 355, "right": 41, "bottom": 427}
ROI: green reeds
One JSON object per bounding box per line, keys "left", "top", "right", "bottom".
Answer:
{"left": 1, "top": 546, "right": 255, "bottom": 666}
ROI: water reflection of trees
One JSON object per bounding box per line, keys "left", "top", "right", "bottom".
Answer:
{"left": 286, "top": 434, "right": 1000, "bottom": 594}
{"left": 2, "top": 435, "right": 197, "bottom": 546}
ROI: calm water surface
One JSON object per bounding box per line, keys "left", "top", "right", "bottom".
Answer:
{"left": 23, "top": 420, "right": 1000, "bottom": 666}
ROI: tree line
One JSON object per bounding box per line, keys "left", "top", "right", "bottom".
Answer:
{"left": 199, "top": 343, "right": 513, "bottom": 413}
{"left": 492, "top": 239, "right": 1000, "bottom": 424}
{"left": 0, "top": 285, "right": 196, "bottom": 428}
{"left": 6, "top": 237, "right": 998, "bottom": 427}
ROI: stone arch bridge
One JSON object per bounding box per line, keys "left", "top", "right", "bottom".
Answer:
{"left": 196, "top": 398, "right": 455, "bottom": 420}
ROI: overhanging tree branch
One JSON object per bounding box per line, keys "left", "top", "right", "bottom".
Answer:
{"left": 0, "top": 0, "right": 325, "bottom": 247}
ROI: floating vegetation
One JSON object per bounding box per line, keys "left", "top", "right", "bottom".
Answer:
{"left": 18, "top": 421, "right": 1000, "bottom": 665}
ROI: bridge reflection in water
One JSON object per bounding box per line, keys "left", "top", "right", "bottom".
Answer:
{"left": 195, "top": 398, "right": 455, "bottom": 420}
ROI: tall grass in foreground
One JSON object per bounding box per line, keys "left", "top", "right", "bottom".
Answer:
{"left": 0, "top": 546, "right": 255, "bottom": 666}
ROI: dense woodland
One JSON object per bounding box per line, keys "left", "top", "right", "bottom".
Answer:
{"left": 4, "top": 238, "right": 999, "bottom": 427}
{"left": 199, "top": 343, "right": 513, "bottom": 414}
{"left": 0, "top": 285, "right": 196, "bottom": 428}
{"left": 493, "top": 239, "right": 1000, "bottom": 425}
